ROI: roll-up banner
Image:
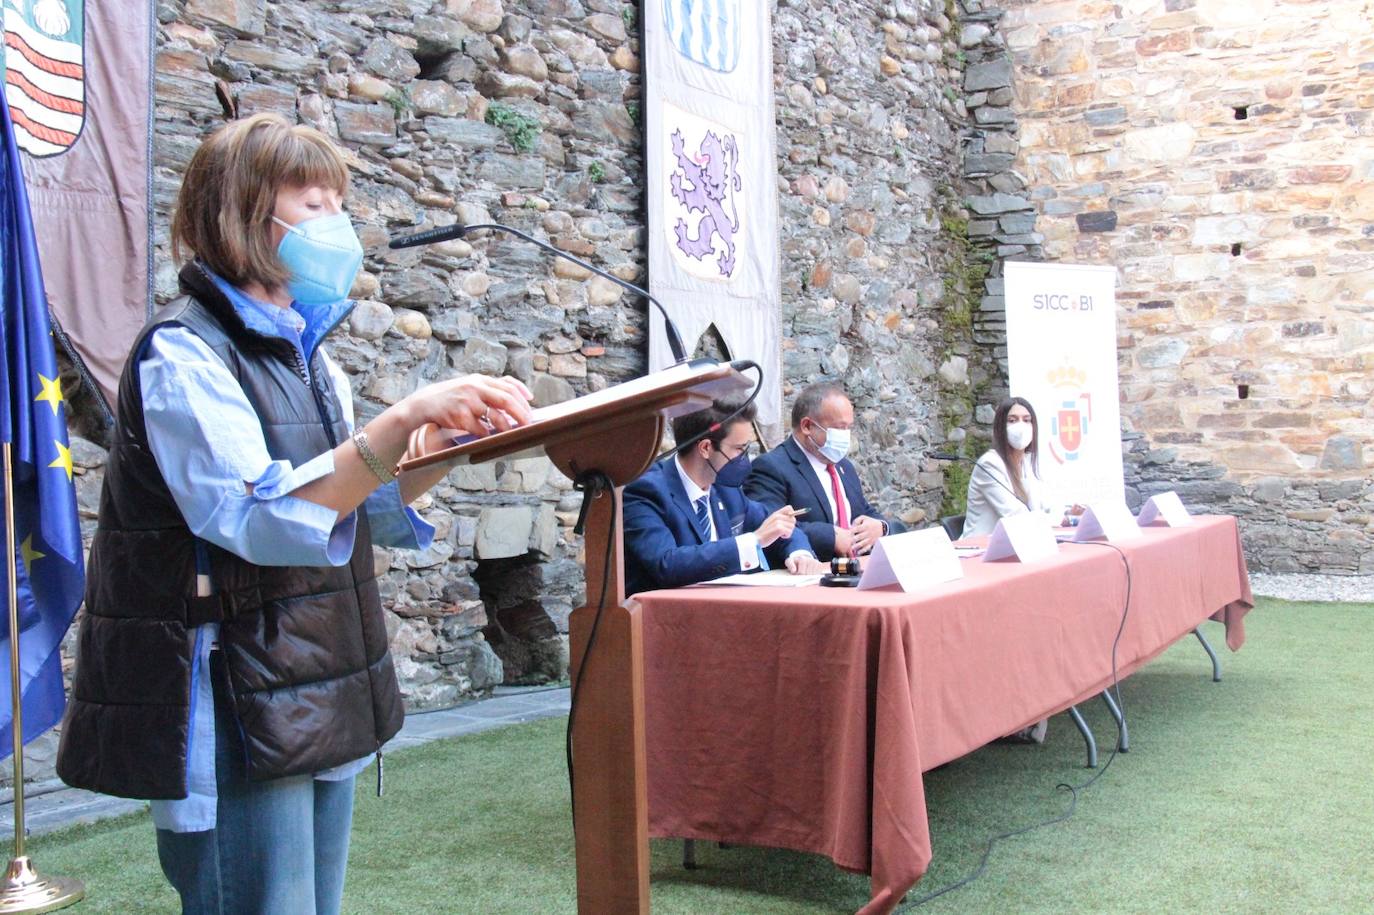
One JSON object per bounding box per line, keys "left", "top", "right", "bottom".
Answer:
{"left": 1005, "top": 261, "right": 1125, "bottom": 508}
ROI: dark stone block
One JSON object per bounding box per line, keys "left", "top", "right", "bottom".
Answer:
{"left": 1219, "top": 169, "right": 1277, "bottom": 191}
{"left": 964, "top": 153, "right": 1015, "bottom": 175}
{"left": 1075, "top": 211, "right": 1118, "bottom": 233}
{"left": 998, "top": 213, "right": 1038, "bottom": 234}
{"left": 1281, "top": 321, "right": 1324, "bottom": 337}
{"left": 965, "top": 57, "right": 1013, "bottom": 92}
{"left": 1084, "top": 106, "right": 1126, "bottom": 126}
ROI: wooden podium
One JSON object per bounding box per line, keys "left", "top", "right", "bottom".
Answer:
{"left": 400, "top": 360, "right": 752, "bottom": 912}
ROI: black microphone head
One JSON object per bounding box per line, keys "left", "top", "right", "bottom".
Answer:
{"left": 387, "top": 223, "right": 468, "bottom": 250}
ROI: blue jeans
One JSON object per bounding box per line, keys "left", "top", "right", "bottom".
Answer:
{"left": 156, "top": 660, "right": 356, "bottom": 915}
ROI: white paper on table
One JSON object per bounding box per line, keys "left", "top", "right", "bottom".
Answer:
{"left": 1137, "top": 491, "right": 1193, "bottom": 527}
{"left": 983, "top": 511, "right": 1060, "bottom": 563}
{"left": 697, "top": 569, "right": 824, "bottom": 587}
{"left": 1074, "top": 501, "right": 1145, "bottom": 542}
{"left": 857, "top": 527, "right": 963, "bottom": 592}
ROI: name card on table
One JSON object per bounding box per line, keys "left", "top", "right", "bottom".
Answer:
{"left": 1073, "top": 501, "right": 1145, "bottom": 543}
{"left": 983, "top": 511, "right": 1059, "bottom": 563}
{"left": 857, "top": 528, "right": 963, "bottom": 592}
{"left": 1137, "top": 491, "right": 1193, "bottom": 527}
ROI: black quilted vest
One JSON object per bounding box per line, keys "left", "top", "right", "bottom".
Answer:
{"left": 56, "top": 262, "right": 404, "bottom": 799}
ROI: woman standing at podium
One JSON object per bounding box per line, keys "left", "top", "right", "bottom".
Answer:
{"left": 56, "top": 112, "right": 531, "bottom": 914}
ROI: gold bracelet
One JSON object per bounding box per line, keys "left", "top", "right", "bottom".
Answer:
{"left": 352, "top": 429, "right": 397, "bottom": 484}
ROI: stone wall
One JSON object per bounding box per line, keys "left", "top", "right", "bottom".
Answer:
{"left": 962, "top": 0, "right": 1374, "bottom": 572}
{"left": 37, "top": 0, "right": 971, "bottom": 762}
{"left": 18, "top": 0, "right": 1365, "bottom": 793}
{"left": 773, "top": 0, "right": 973, "bottom": 528}
{"left": 949, "top": 0, "right": 1044, "bottom": 509}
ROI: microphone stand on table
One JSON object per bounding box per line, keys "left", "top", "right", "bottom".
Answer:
{"left": 388, "top": 221, "right": 690, "bottom": 364}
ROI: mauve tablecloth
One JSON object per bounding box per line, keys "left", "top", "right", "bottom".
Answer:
{"left": 634, "top": 515, "right": 1253, "bottom": 914}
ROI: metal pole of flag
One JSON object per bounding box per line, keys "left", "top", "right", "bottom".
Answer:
{"left": 0, "top": 443, "right": 82, "bottom": 913}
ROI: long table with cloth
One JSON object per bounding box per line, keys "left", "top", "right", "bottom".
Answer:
{"left": 633, "top": 515, "right": 1253, "bottom": 915}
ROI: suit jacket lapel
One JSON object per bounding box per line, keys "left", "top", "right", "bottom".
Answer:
{"left": 664, "top": 460, "right": 706, "bottom": 544}
{"left": 706, "top": 486, "right": 732, "bottom": 538}
{"left": 785, "top": 437, "right": 834, "bottom": 524}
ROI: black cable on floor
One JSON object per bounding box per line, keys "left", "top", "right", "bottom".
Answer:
{"left": 897, "top": 540, "right": 1134, "bottom": 909}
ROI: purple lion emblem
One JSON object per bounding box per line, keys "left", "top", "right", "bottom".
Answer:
{"left": 669, "top": 128, "right": 741, "bottom": 277}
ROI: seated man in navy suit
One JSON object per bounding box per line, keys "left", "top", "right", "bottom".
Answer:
{"left": 744, "top": 382, "right": 905, "bottom": 562}
{"left": 623, "top": 397, "right": 826, "bottom": 595}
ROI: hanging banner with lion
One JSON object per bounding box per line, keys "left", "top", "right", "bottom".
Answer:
{"left": 645, "top": 0, "right": 783, "bottom": 427}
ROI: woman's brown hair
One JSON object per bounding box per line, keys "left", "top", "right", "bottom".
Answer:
{"left": 991, "top": 396, "right": 1040, "bottom": 504}
{"left": 171, "top": 112, "right": 351, "bottom": 290}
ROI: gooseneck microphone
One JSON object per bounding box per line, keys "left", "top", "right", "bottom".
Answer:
{"left": 388, "top": 221, "right": 689, "bottom": 364}
{"left": 930, "top": 451, "right": 1027, "bottom": 505}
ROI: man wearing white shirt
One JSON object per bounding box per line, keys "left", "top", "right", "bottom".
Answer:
{"left": 745, "top": 383, "right": 905, "bottom": 562}
{"left": 622, "top": 398, "right": 825, "bottom": 595}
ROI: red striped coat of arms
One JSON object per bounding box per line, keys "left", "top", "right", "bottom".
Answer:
{"left": 3, "top": 0, "right": 85, "bottom": 157}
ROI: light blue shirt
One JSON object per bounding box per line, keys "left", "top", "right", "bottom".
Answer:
{"left": 147, "top": 272, "right": 434, "bottom": 832}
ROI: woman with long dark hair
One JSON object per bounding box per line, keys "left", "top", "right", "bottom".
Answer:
{"left": 960, "top": 396, "right": 1057, "bottom": 538}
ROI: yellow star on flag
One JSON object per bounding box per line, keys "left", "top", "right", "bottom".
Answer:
{"left": 49, "top": 440, "right": 74, "bottom": 482}
{"left": 34, "top": 373, "right": 65, "bottom": 415}
{"left": 21, "top": 534, "right": 45, "bottom": 567}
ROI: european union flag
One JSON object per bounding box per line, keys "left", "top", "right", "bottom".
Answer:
{"left": 0, "top": 95, "right": 85, "bottom": 758}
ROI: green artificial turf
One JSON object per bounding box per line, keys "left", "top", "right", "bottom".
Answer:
{"left": 23, "top": 598, "right": 1374, "bottom": 913}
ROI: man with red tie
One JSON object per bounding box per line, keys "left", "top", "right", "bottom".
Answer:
{"left": 745, "top": 383, "right": 905, "bottom": 562}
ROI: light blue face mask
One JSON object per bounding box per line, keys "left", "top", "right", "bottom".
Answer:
{"left": 807, "top": 425, "right": 852, "bottom": 464}
{"left": 273, "top": 213, "right": 364, "bottom": 305}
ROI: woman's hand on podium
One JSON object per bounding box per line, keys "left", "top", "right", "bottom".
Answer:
{"left": 403, "top": 374, "right": 533, "bottom": 437}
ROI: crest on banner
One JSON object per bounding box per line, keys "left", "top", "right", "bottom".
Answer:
{"left": 1046, "top": 364, "right": 1092, "bottom": 464}
{"left": 2, "top": 0, "right": 85, "bottom": 157}
{"left": 662, "top": 103, "right": 744, "bottom": 281}
{"left": 663, "top": 0, "right": 740, "bottom": 73}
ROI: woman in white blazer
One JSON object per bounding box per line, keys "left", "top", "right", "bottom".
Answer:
{"left": 961, "top": 397, "right": 1058, "bottom": 538}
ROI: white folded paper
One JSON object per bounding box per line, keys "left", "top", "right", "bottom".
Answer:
{"left": 983, "top": 511, "right": 1060, "bottom": 563}
{"left": 1137, "top": 491, "right": 1192, "bottom": 527}
{"left": 698, "top": 569, "right": 824, "bottom": 587}
{"left": 1073, "top": 501, "right": 1145, "bottom": 542}
{"left": 857, "top": 527, "right": 963, "bottom": 592}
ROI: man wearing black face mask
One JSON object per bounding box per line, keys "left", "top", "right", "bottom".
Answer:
{"left": 623, "top": 398, "right": 825, "bottom": 595}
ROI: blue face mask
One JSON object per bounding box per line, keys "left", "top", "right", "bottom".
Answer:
{"left": 273, "top": 213, "right": 364, "bottom": 305}
{"left": 709, "top": 446, "right": 752, "bottom": 488}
